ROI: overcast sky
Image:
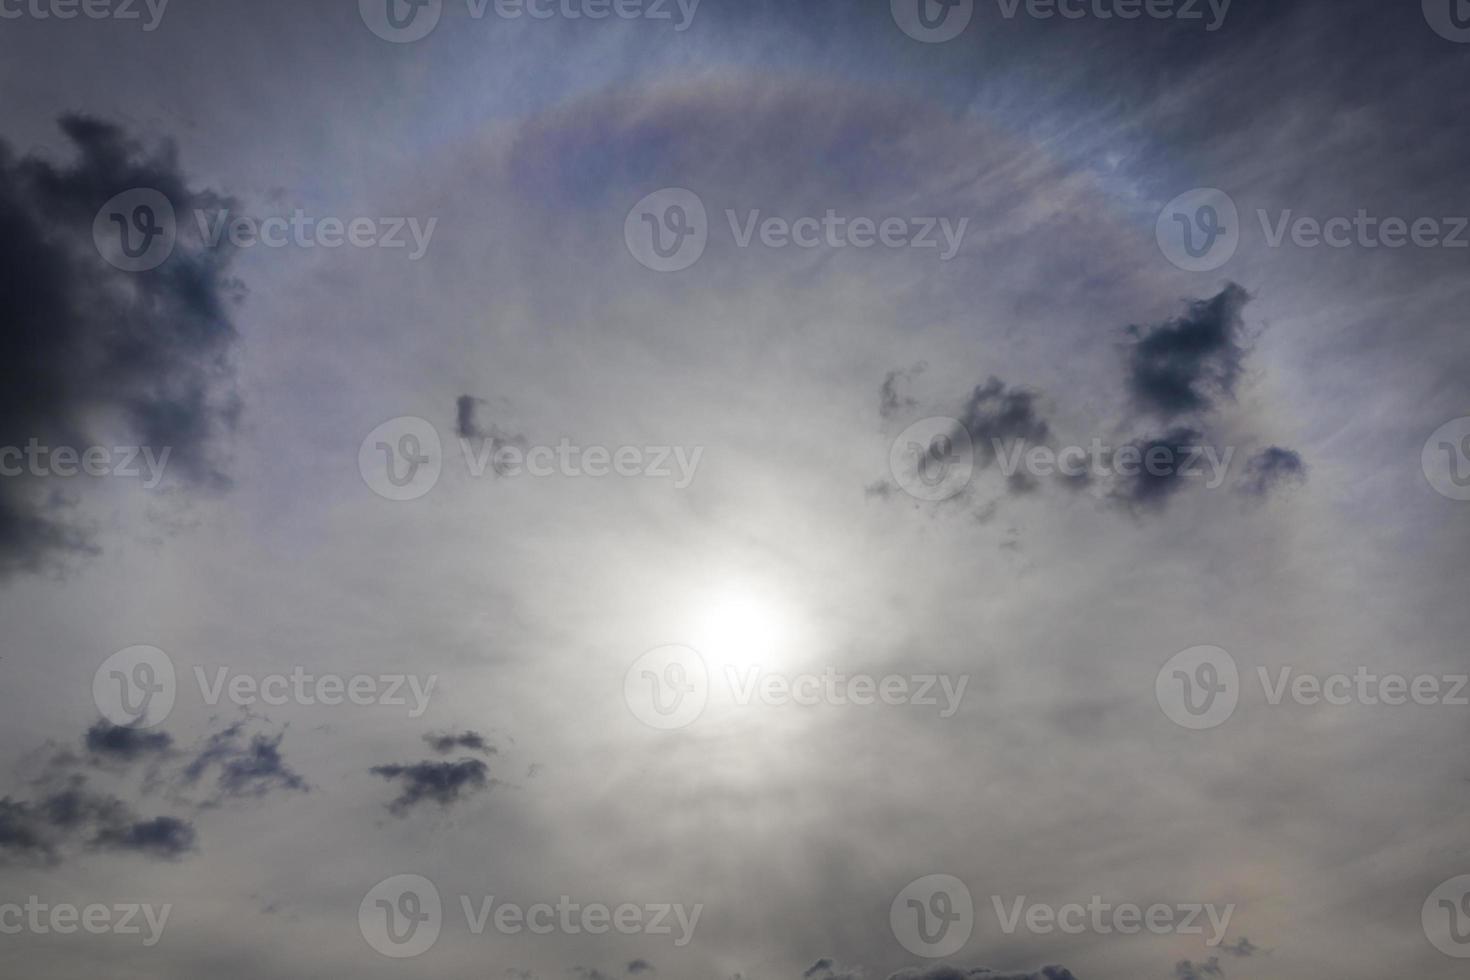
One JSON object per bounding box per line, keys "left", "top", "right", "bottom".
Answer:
{"left": 2, "top": 1, "right": 1469, "bottom": 978}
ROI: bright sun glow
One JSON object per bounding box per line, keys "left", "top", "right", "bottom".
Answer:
{"left": 692, "top": 588, "right": 794, "bottom": 669}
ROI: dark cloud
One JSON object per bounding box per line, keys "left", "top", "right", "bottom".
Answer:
{"left": 805, "top": 957, "right": 858, "bottom": 980}
{"left": 456, "top": 394, "right": 488, "bottom": 440}
{"left": 1124, "top": 283, "right": 1250, "bottom": 420}
{"left": 1220, "top": 938, "right": 1258, "bottom": 957}
{"left": 879, "top": 364, "right": 925, "bottom": 421}
{"left": 0, "top": 798, "right": 60, "bottom": 864}
{"left": 887, "top": 966, "right": 1079, "bottom": 980}
{"left": 863, "top": 480, "right": 896, "bottom": 501}
{"left": 84, "top": 720, "right": 174, "bottom": 763}
{"left": 424, "top": 730, "right": 496, "bottom": 755}
{"left": 875, "top": 373, "right": 1053, "bottom": 505}
{"left": 802, "top": 960, "right": 860, "bottom": 980}
{"left": 0, "top": 115, "right": 243, "bottom": 578}
{"left": 959, "top": 376, "right": 1052, "bottom": 473}
{"left": 1173, "top": 959, "right": 1223, "bottom": 980}
{"left": 0, "top": 778, "right": 195, "bottom": 865}
{"left": 3, "top": 719, "right": 308, "bottom": 864}
{"left": 455, "top": 394, "right": 528, "bottom": 473}
{"left": 1238, "top": 447, "right": 1306, "bottom": 497}
{"left": 370, "top": 758, "right": 493, "bottom": 815}
{"left": 181, "top": 723, "right": 309, "bottom": 804}
{"left": 91, "top": 814, "right": 196, "bottom": 860}
{"left": 1107, "top": 427, "right": 1206, "bottom": 512}
{"left": 626, "top": 961, "right": 654, "bottom": 975}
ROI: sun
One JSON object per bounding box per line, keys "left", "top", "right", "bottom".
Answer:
{"left": 691, "top": 587, "right": 795, "bottom": 669}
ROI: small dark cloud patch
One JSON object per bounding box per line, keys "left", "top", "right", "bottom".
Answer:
{"left": 875, "top": 374, "right": 1052, "bottom": 509}
{"left": 959, "top": 376, "right": 1051, "bottom": 470}
{"left": 626, "top": 960, "right": 654, "bottom": 975}
{"left": 455, "top": 394, "right": 528, "bottom": 473}
{"left": 0, "top": 777, "right": 195, "bottom": 865}
{"left": 1107, "top": 427, "right": 1205, "bottom": 513}
{"left": 0, "top": 115, "right": 244, "bottom": 578}
{"left": 1238, "top": 447, "right": 1305, "bottom": 497}
{"left": 1174, "top": 959, "right": 1223, "bottom": 980}
{"left": 91, "top": 814, "right": 196, "bottom": 860}
{"left": 802, "top": 960, "right": 861, "bottom": 980}
{"left": 3, "top": 718, "right": 302, "bottom": 865}
{"left": 886, "top": 966, "right": 1079, "bottom": 980}
{"left": 424, "top": 730, "right": 496, "bottom": 755}
{"left": 181, "top": 723, "right": 309, "bottom": 804}
{"left": 1125, "top": 283, "right": 1249, "bottom": 420}
{"left": 84, "top": 720, "right": 173, "bottom": 763}
{"left": 370, "top": 758, "right": 493, "bottom": 815}
{"left": 456, "top": 395, "right": 488, "bottom": 439}
{"left": 864, "top": 480, "right": 896, "bottom": 501}
{"left": 880, "top": 363, "right": 925, "bottom": 420}
{"left": 876, "top": 287, "right": 1300, "bottom": 519}
{"left": 1219, "top": 938, "right": 1257, "bottom": 957}
{"left": 0, "top": 798, "right": 60, "bottom": 864}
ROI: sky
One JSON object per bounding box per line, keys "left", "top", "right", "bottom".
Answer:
{"left": 1, "top": 1, "right": 1468, "bottom": 978}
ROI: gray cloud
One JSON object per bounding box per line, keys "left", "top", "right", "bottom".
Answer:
{"left": 880, "top": 365, "right": 925, "bottom": 421}
{"left": 1107, "top": 426, "right": 1207, "bottom": 512}
{"left": 1173, "top": 959, "right": 1223, "bottom": 980}
{"left": 0, "top": 797, "right": 61, "bottom": 864}
{"left": 3, "top": 719, "right": 306, "bottom": 865}
{"left": 370, "top": 758, "right": 494, "bottom": 815}
{"left": 0, "top": 777, "right": 196, "bottom": 865}
{"left": 887, "top": 966, "right": 1079, "bottom": 980}
{"left": 1219, "top": 938, "right": 1258, "bottom": 957}
{"left": 455, "top": 394, "right": 529, "bottom": 473}
{"left": 180, "top": 723, "right": 309, "bottom": 805}
{"left": 0, "top": 115, "right": 244, "bottom": 578}
{"left": 1125, "top": 284, "right": 1250, "bottom": 421}
{"left": 456, "top": 394, "right": 489, "bottom": 440}
{"left": 1239, "top": 447, "right": 1306, "bottom": 497}
{"left": 959, "top": 376, "right": 1052, "bottom": 476}
{"left": 803, "top": 959, "right": 861, "bottom": 980}
{"left": 90, "top": 814, "right": 197, "bottom": 860}
{"left": 84, "top": 720, "right": 174, "bottom": 764}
